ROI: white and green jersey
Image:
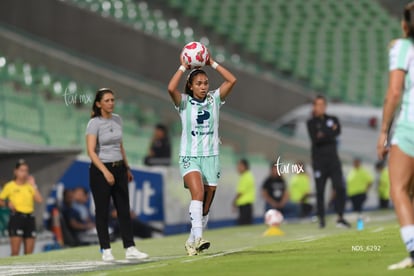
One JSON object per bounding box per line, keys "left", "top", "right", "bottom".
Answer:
{"left": 176, "top": 89, "right": 223, "bottom": 157}
{"left": 389, "top": 38, "right": 414, "bottom": 129}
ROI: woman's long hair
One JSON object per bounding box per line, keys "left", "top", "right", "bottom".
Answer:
{"left": 91, "top": 88, "right": 114, "bottom": 118}
{"left": 404, "top": 2, "right": 414, "bottom": 40}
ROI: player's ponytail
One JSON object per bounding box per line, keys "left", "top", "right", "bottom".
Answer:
{"left": 91, "top": 88, "right": 114, "bottom": 118}
{"left": 185, "top": 69, "right": 207, "bottom": 97}
{"left": 404, "top": 2, "right": 414, "bottom": 40}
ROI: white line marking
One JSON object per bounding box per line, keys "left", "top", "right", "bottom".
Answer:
{"left": 371, "top": 227, "right": 384, "bottom": 233}
{"left": 121, "top": 263, "right": 168, "bottom": 273}
{"left": 295, "top": 235, "right": 326, "bottom": 243}
{"left": 0, "top": 261, "right": 112, "bottom": 275}
{"left": 0, "top": 255, "right": 188, "bottom": 275}
{"left": 181, "top": 247, "right": 251, "bottom": 263}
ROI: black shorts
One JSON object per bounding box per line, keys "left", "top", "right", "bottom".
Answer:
{"left": 8, "top": 212, "right": 36, "bottom": 238}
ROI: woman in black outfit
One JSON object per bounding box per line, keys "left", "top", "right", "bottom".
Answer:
{"left": 86, "top": 88, "right": 148, "bottom": 262}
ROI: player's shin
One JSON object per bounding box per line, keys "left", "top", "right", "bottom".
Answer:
{"left": 400, "top": 225, "right": 414, "bottom": 258}
{"left": 189, "top": 200, "right": 203, "bottom": 239}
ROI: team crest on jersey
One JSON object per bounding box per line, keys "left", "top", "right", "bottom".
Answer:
{"left": 206, "top": 93, "right": 214, "bottom": 105}
{"left": 181, "top": 157, "right": 191, "bottom": 169}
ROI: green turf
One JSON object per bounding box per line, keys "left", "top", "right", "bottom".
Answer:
{"left": 0, "top": 210, "right": 413, "bottom": 275}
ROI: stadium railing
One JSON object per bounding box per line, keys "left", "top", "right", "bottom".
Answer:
{"left": 162, "top": 0, "right": 399, "bottom": 106}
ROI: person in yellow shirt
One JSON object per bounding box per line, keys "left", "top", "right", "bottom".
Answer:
{"left": 375, "top": 161, "right": 390, "bottom": 209}
{"left": 346, "top": 158, "right": 373, "bottom": 213}
{"left": 233, "top": 159, "right": 256, "bottom": 225}
{"left": 0, "top": 159, "right": 43, "bottom": 256}
{"left": 289, "top": 162, "right": 313, "bottom": 217}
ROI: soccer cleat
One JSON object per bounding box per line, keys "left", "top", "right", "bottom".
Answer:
{"left": 195, "top": 237, "right": 210, "bottom": 253}
{"left": 336, "top": 219, "right": 351, "bottom": 229}
{"left": 185, "top": 241, "right": 198, "bottom": 256}
{"left": 388, "top": 257, "right": 414, "bottom": 270}
{"left": 102, "top": 248, "right": 115, "bottom": 262}
{"left": 125, "top": 246, "right": 149, "bottom": 260}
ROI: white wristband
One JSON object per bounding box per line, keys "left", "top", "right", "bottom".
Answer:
{"left": 211, "top": 62, "right": 219, "bottom": 70}
{"left": 178, "top": 65, "right": 186, "bottom": 73}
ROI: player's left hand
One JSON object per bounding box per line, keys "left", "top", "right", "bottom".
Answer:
{"left": 377, "top": 132, "right": 389, "bottom": 160}
{"left": 206, "top": 53, "right": 214, "bottom": 67}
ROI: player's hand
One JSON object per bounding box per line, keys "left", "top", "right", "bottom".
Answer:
{"left": 127, "top": 169, "right": 134, "bottom": 182}
{"left": 377, "top": 132, "right": 389, "bottom": 160}
{"left": 103, "top": 170, "right": 115, "bottom": 186}
{"left": 180, "top": 54, "right": 190, "bottom": 70}
{"left": 206, "top": 54, "right": 214, "bottom": 67}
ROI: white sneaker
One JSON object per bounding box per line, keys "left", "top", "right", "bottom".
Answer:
{"left": 195, "top": 237, "right": 210, "bottom": 253}
{"left": 388, "top": 257, "right": 414, "bottom": 270}
{"left": 185, "top": 241, "right": 198, "bottom": 256}
{"left": 125, "top": 246, "right": 149, "bottom": 260}
{"left": 102, "top": 248, "right": 115, "bottom": 262}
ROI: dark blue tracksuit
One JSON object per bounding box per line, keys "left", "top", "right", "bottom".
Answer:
{"left": 307, "top": 114, "right": 345, "bottom": 224}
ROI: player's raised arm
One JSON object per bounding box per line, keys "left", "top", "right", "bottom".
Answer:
{"left": 167, "top": 56, "right": 188, "bottom": 107}
{"left": 206, "top": 56, "right": 237, "bottom": 101}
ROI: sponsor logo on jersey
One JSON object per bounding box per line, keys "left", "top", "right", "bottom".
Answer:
{"left": 196, "top": 110, "right": 210, "bottom": 124}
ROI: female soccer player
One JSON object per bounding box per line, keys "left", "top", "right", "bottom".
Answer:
{"left": 377, "top": 2, "right": 414, "bottom": 270}
{"left": 168, "top": 55, "right": 236, "bottom": 255}
{"left": 86, "top": 88, "right": 148, "bottom": 261}
{"left": 0, "top": 159, "right": 43, "bottom": 255}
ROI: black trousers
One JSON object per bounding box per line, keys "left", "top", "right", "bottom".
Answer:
{"left": 89, "top": 162, "right": 135, "bottom": 250}
{"left": 237, "top": 204, "right": 253, "bottom": 225}
{"left": 349, "top": 193, "right": 366, "bottom": 213}
{"left": 312, "top": 156, "right": 345, "bottom": 223}
{"left": 379, "top": 198, "right": 389, "bottom": 209}
{"left": 300, "top": 203, "right": 313, "bottom": 218}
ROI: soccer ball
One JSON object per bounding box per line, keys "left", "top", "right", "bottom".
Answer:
{"left": 264, "top": 209, "right": 284, "bottom": 227}
{"left": 181, "top": 41, "right": 209, "bottom": 69}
